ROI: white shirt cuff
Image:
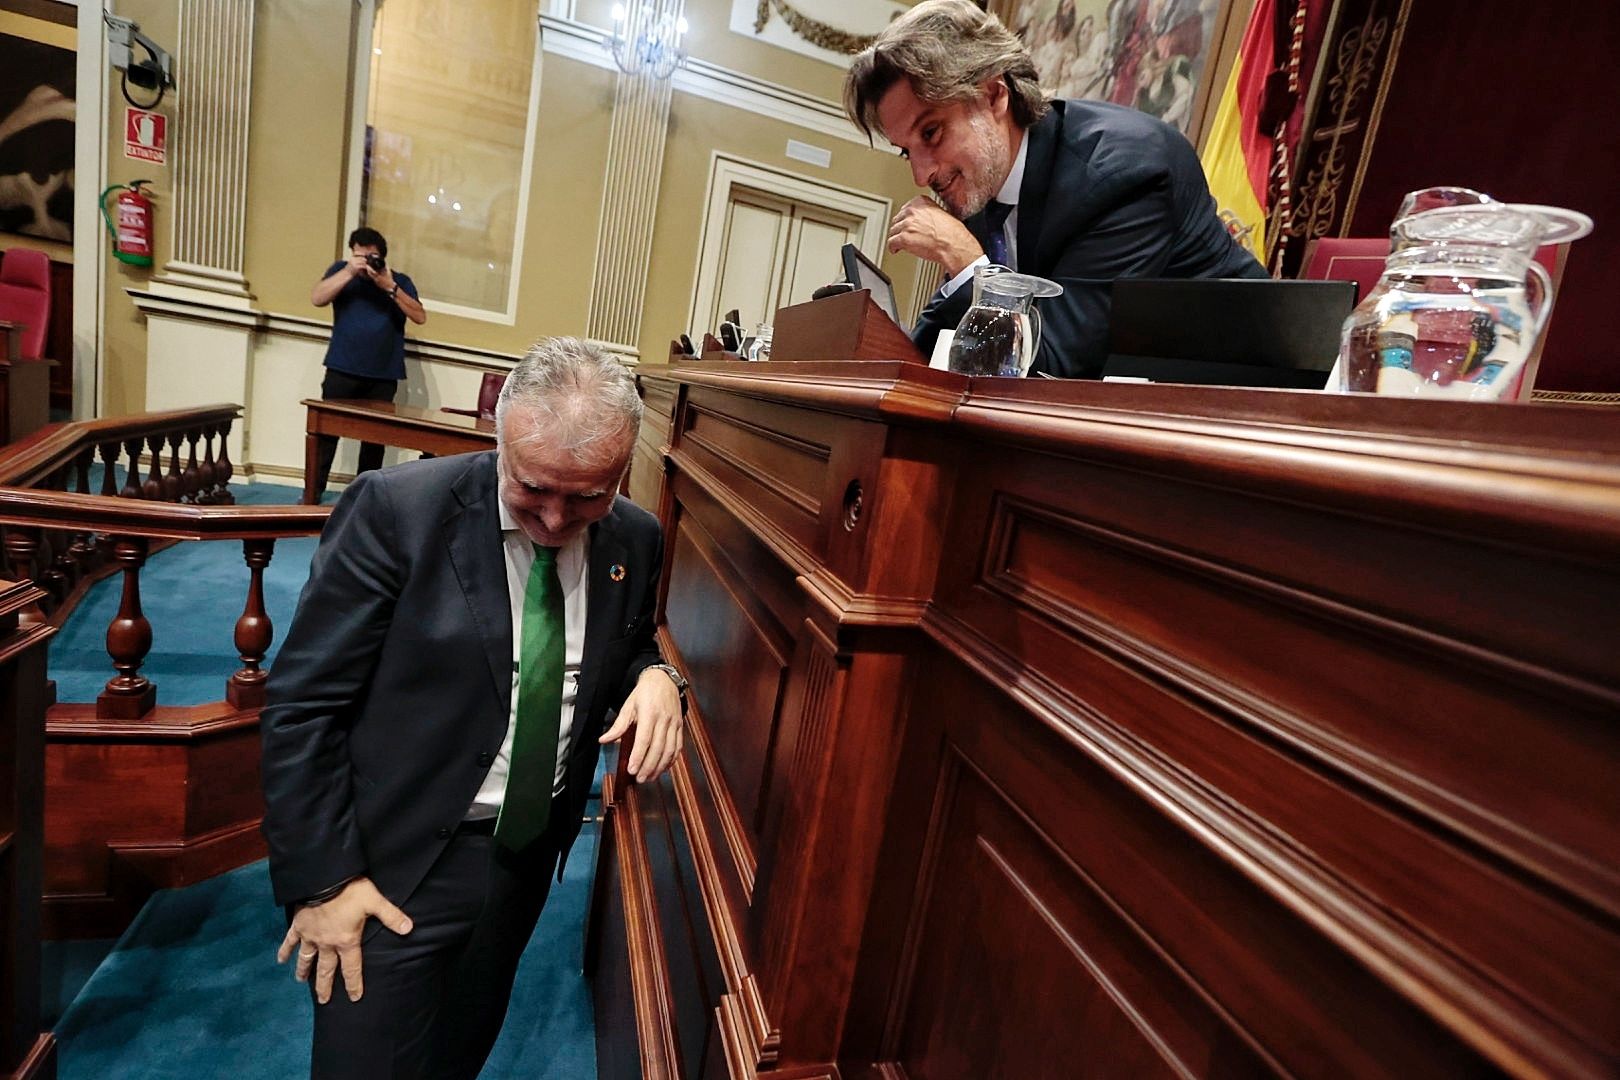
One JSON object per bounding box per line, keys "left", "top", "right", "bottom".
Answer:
{"left": 940, "top": 255, "right": 989, "bottom": 298}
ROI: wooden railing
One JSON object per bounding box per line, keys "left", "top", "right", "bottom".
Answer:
{"left": 0, "top": 406, "right": 331, "bottom": 937}
{"left": 0, "top": 488, "right": 328, "bottom": 714}
{"left": 0, "top": 405, "right": 244, "bottom": 631}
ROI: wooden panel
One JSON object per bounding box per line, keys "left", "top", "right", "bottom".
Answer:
{"left": 879, "top": 652, "right": 1491, "bottom": 1078}
{"left": 42, "top": 709, "right": 265, "bottom": 938}
{"left": 597, "top": 363, "right": 1620, "bottom": 1080}
{"left": 663, "top": 499, "right": 793, "bottom": 865}
{"left": 0, "top": 583, "right": 55, "bottom": 1080}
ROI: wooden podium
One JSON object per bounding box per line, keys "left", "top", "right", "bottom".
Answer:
{"left": 589, "top": 297, "right": 1620, "bottom": 1078}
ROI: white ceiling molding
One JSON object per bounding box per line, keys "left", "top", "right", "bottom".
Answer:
{"left": 728, "top": 0, "right": 907, "bottom": 69}
{"left": 538, "top": 13, "right": 891, "bottom": 150}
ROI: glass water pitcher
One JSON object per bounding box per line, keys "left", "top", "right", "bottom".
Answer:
{"left": 1338, "top": 203, "right": 1588, "bottom": 400}
{"left": 948, "top": 264, "right": 1063, "bottom": 377}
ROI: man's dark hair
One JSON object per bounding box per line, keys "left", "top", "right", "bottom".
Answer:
{"left": 348, "top": 227, "right": 388, "bottom": 258}
{"left": 844, "top": 0, "right": 1050, "bottom": 144}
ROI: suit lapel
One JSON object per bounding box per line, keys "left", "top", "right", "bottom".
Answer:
{"left": 1017, "top": 104, "right": 1062, "bottom": 274}
{"left": 575, "top": 505, "right": 632, "bottom": 735}
{"left": 444, "top": 452, "right": 513, "bottom": 721}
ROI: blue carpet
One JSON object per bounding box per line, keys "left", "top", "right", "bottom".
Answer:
{"left": 54, "top": 821, "right": 600, "bottom": 1079}
{"left": 50, "top": 480, "right": 322, "bottom": 706}
{"left": 39, "top": 938, "right": 116, "bottom": 1027}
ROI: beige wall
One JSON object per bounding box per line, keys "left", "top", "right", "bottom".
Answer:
{"left": 244, "top": 0, "right": 359, "bottom": 319}
{"left": 94, "top": 1, "right": 920, "bottom": 422}
{"left": 99, "top": 0, "right": 179, "bottom": 419}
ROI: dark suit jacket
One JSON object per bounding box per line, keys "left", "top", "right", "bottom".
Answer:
{"left": 913, "top": 99, "right": 1267, "bottom": 378}
{"left": 261, "top": 451, "right": 663, "bottom": 909}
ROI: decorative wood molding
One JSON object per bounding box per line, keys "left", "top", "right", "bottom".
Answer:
{"left": 603, "top": 771, "right": 682, "bottom": 1078}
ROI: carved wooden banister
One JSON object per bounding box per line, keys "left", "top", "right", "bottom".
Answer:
{"left": 0, "top": 404, "right": 242, "bottom": 491}
{"left": 0, "top": 487, "right": 328, "bottom": 540}
{"left": 0, "top": 487, "right": 328, "bottom": 718}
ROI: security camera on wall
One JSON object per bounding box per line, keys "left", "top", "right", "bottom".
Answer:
{"left": 105, "top": 14, "right": 174, "bottom": 107}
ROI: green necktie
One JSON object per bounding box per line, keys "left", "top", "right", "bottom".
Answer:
{"left": 494, "top": 544, "right": 565, "bottom": 851}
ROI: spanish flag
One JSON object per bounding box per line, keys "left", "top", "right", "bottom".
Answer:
{"left": 1200, "top": 0, "right": 1279, "bottom": 260}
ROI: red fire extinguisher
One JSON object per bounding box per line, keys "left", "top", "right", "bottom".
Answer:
{"left": 100, "top": 180, "right": 155, "bottom": 267}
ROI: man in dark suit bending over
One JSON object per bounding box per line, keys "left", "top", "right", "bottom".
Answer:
{"left": 262, "top": 336, "right": 687, "bottom": 1078}
{"left": 844, "top": 0, "right": 1266, "bottom": 378}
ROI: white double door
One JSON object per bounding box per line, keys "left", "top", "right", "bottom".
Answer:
{"left": 688, "top": 156, "right": 892, "bottom": 341}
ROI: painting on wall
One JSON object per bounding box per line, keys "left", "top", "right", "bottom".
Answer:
{"left": 0, "top": 33, "right": 77, "bottom": 242}
{"left": 990, "top": 0, "right": 1228, "bottom": 137}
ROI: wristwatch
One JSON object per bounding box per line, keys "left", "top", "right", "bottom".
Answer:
{"left": 387, "top": 285, "right": 399, "bottom": 299}
{"left": 644, "top": 662, "right": 688, "bottom": 712}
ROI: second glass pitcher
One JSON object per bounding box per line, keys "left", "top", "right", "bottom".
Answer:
{"left": 1339, "top": 203, "right": 1588, "bottom": 399}
{"left": 948, "top": 264, "right": 1063, "bottom": 377}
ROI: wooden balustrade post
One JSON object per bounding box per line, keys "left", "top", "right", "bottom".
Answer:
{"left": 182, "top": 429, "right": 201, "bottom": 503}
{"left": 163, "top": 431, "right": 184, "bottom": 502}
{"left": 225, "top": 538, "right": 275, "bottom": 708}
{"left": 2, "top": 529, "right": 46, "bottom": 624}
{"left": 120, "top": 439, "right": 143, "bottom": 498}
{"left": 142, "top": 434, "right": 164, "bottom": 499}
{"left": 75, "top": 447, "right": 93, "bottom": 495}
{"left": 196, "top": 427, "right": 219, "bottom": 505}
{"left": 213, "top": 422, "right": 236, "bottom": 504}
{"left": 96, "top": 536, "right": 157, "bottom": 719}
{"left": 98, "top": 443, "right": 119, "bottom": 497}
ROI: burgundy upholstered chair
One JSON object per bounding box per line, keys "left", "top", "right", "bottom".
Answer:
{"left": 0, "top": 248, "right": 52, "bottom": 359}
{"left": 440, "top": 370, "right": 506, "bottom": 421}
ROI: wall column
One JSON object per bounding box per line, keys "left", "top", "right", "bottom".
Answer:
{"left": 144, "top": 0, "right": 260, "bottom": 461}
{"left": 583, "top": 0, "right": 684, "bottom": 359}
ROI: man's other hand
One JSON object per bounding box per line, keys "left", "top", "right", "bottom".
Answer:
{"left": 345, "top": 253, "right": 371, "bottom": 278}
{"left": 276, "top": 877, "right": 413, "bottom": 1004}
{"left": 887, "top": 196, "right": 984, "bottom": 277}
{"left": 600, "top": 668, "right": 684, "bottom": 783}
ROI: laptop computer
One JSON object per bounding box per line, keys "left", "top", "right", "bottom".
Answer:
{"left": 1103, "top": 278, "right": 1356, "bottom": 390}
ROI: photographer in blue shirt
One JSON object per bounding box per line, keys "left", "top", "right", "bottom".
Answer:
{"left": 309, "top": 227, "right": 427, "bottom": 500}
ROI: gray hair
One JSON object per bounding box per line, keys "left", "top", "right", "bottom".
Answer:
{"left": 844, "top": 0, "right": 1050, "bottom": 144}
{"left": 494, "top": 337, "right": 642, "bottom": 467}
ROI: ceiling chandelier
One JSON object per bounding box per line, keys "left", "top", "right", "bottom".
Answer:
{"left": 607, "top": 2, "right": 689, "bottom": 81}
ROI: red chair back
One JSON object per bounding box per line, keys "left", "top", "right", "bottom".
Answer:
{"left": 0, "top": 249, "right": 52, "bottom": 359}
{"left": 1298, "top": 237, "right": 1389, "bottom": 304}
{"left": 475, "top": 371, "right": 505, "bottom": 420}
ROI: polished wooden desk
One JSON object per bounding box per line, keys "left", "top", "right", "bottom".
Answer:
{"left": 595, "top": 361, "right": 1620, "bottom": 1079}
{"left": 300, "top": 398, "right": 495, "bottom": 504}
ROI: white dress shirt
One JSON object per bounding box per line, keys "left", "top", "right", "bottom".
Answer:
{"left": 466, "top": 503, "right": 589, "bottom": 819}
{"left": 940, "top": 129, "right": 1030, "bottom": 297}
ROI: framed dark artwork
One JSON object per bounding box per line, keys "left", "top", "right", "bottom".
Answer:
{"left": 0, "top": 33, "right": 77, "bottom": 241}
{"left": 989, "top": 0, "right": 1235, "bottom": 143}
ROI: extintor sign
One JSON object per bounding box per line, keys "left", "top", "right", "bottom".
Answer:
{"left": 125, "top": 107, "right": 167, "bottom": 164}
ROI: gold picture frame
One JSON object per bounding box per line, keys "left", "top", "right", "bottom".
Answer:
{"left": 986, "top": 0, "right": 1252, "bottom": 150}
